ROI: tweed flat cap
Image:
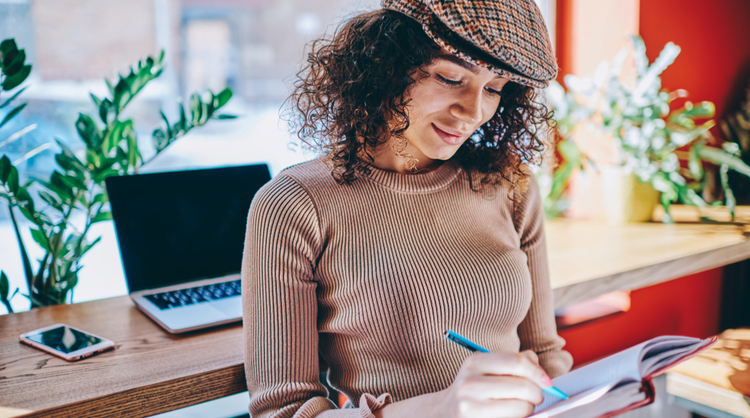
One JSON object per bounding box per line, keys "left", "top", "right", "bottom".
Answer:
{"left": 382, "top": 0, "right": 557, "bottom": 88}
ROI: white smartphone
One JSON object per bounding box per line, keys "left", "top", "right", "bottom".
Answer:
{"left": 19, "top": 323, "right": 115, "bottom": 361}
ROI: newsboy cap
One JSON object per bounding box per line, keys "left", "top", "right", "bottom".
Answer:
{"left": 381, "top": 0, "right": 557, "bottom": 88}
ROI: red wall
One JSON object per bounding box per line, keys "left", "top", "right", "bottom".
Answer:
{"left": 639, "top": 0, "right": 750, "bottom": 122}
{"left": 559, "top": 268, "right": 723, "bottom": 366}
{"left": 554, "top": 0, "right": 574, "bottom": 81}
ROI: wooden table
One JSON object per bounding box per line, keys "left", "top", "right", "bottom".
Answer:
{"left": 2, "top": 211, "right": 750, "bottom": 417}
{"left": 0, "top": 297, "right": 245, "bottom": 418}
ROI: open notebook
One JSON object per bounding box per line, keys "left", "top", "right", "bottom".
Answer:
{"left": 531, "top": 335, "right": 717, "bottom": 418}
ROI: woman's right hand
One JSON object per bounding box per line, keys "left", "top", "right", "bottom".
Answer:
{"left": 438, "top": 350, "right": 552, "bottom": 418}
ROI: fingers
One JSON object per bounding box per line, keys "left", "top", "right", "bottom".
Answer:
{"left": 456, "top": 398, "right": 535, "bottom": 418}
{"left": 462, "top": 352, "right": 552, "bottom": 390}
{"left": 520, "top": 350, "right": 539, "bottom": 365}
{"left": 456, "top": 375, "right": 544, "bottom": 405}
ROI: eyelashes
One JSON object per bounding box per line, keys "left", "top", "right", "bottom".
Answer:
{"left": 435, "top": 74, "right": 502, "bottom": 96}
{"left": 436, "top": 73, "right": 461, "bottom": 86}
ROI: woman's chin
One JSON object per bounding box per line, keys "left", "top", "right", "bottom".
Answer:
{"left": 424, "top": 147, "right": 461, "bottom": 162}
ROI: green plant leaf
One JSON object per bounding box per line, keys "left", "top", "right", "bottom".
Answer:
{"left": 0, "top": 86, "right": 27, "bottom": 109}
{"left": 113, "top": 76, "right": 132, "bottom": 113}
{"left": 75, "top": 113, "right": 103, "bottom": 150}
{"left": 669, "top": 114, "right": 696, "bottom": 130}
{"left": 0, "top": 39, "right": 18, "bottom": 62}
{"left": 91, "top": 211, "right": 112, "bottom": 223}
{"left": 105, "top": 78, "right": 114, "bottom": 95}
{"left": 30, "top": 228, "right": 50, "bottom": 251}
{"left": 86, "top": 148, "right": 101, "bottom": 169}
{"left": 61, "top": 275, "right": 78, "bottom": 292}
{"left": 124, "top": 127, "right": 140, "bottom": 169}
{"left": 99, "top": 98, "right": 115, "bottom": 125}
{"left": 720, "top": 163, "right": 736, "bottom": 219}
{"left": 92, "top": 193, "right": 107, "bottom": 205}
{"left": 58, "top": 172, "right": 86, "bottom": 191}
{"left": 652, "top": 172, "right": 678, "bottom": 201}
{"left": 0, "top": 155, "right": 10, "bottom": 182}
{"left": 2, "top": 65, "right": 31, "bottom": 91}
{"left": 0, "top": 270, "right": 8, "bottom": 300}
{"left": 18, "top": 205, "right": 36, "bottom": 223}
{"left": 38, "top": 190, "right": 63, "bottom": 209}
{"left": 631, "top": 35, "right": 648, "bottom": 77}
{"left": 45, "top": 171, "right": 74, "bottom": 202}
{"left": 699, "top": 147, "right": 750, "bottom": 177}
{"left": 0, "top": 270, "right": 14, "bottom": 313}
{"left": 94, "top": 157, "right": 117, "bottom": 174}
{"left": 152, "top": 128, "right": 168, "bottom": 152}
{"left": 688, "top": 144, "right": 704, "bottom": 180}
{"left": 54, "top": 138, "right": 87, "bottom": 174}
{"left": 214, "top": 87, "right": 232, "bottom": 109}
{"left": 178, "top": 101, "right": 187, "bottom": 132}
{"left": 214, "top": 114, "right": 237, "bottom": 120}
{"left": 14, "top": 186, "right": 34, "bottom": 213}
{"left": 3, "top": 48, "right": 25, "bottom": 75}
{"left": 93, "top": 167, "right": 119, "bottom": 183}
{"left": 676, "top": 183, "right": 707, "bottom": 208}
{"left": 6, "top": 165, "right": 18, "bottom": 194}
{"left": 189, "top": 93, "right": 202, "bottom": 125}
{"left": 160, "top": 110, "right": 174, "bottom": 139}
{"left": 0, "top": 102, "right": 27, "bottom": 129}
{"left": 89, "top": 93, "right": 102, "bottom": 108}
{"left": 102, "top": 119, "right": 130, "bottom": 154}
{"left": 79, "top": 236, "right": 102, "bottom": 257}
{"left": 682, "top": 101, "right": 715, "bottom": 118}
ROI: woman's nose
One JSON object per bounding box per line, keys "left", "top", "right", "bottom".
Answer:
{"left": 450, "top": 89, "right": 484, "bottom": 125}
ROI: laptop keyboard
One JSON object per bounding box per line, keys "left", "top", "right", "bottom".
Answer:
{"left": 144, "top": 280, "right": 241, "bottom": 310}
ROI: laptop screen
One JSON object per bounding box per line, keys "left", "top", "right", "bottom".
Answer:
{"left": 106, "top": 164, "right": 272, "bottom": 293}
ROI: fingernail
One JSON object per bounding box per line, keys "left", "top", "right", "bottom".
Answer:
{"left": 541, "top": 373, "right": 553, "bottom": 387}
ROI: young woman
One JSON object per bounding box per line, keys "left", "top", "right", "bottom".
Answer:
{"left": 242, "top": 1, "right": 573, "bottom": 417}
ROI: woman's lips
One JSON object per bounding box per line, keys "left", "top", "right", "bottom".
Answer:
{"left": 432, "top": 124, "right": 465, "bottom": 145}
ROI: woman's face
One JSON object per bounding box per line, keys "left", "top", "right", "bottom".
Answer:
{"left": 381, "top": 51, "right": 509, "bottom": 172}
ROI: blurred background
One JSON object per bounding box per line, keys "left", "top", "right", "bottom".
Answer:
{"left": 0, "top": 0, "right": 554, "bottom": 311}
{"left": 1, "top": 1, "right": 749, "bottom": 417}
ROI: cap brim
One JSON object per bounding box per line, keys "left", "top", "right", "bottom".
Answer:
{"left": 422, "top": 11, "right": 550, "bottom": 88}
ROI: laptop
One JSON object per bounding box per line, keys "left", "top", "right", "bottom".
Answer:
{"left": 106, "top": 164, "right": 271, "bottom": 334}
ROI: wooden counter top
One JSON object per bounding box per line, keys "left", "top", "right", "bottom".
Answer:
{"left": 547, "top": 217, "right": 750, "bottom": 308}
{"left": 2, "top": 208, "right": 750, "bottom": 417}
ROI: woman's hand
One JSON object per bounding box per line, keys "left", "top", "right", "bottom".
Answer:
{"left": 438, "top": 350, "right": 552, "bottom": 418}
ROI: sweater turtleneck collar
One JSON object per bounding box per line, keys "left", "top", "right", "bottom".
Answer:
{"left": 363, "top": 159, "right": 462, "bottom": 193}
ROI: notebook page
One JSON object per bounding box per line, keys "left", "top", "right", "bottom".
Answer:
{"left": 535, "top": 341, "right": 648, "bottom": 410}
{"left": 640, "top": 344, "right": 696, "bottom": 374}
{"left": 640, "top": 337, "right": 714, "bottom": 376}
{"left": 531, "top": 381, "right": 620, "bottom": 417}
{"left": 539, "top": 381, "right": 647, "bottom": 418}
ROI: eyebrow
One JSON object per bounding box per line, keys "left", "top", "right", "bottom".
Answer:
{"left": 435, "top": 54, "right": 505, "bottom": 81}
{"left": 436, "top": 54, "right": 480, "bottom": 74}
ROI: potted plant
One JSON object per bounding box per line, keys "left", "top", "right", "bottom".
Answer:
{"left": 0, "top": 38, "right": 235, "bottom": 313}
{"left": 544, "top": 35, "right": 750, "bottom": 223}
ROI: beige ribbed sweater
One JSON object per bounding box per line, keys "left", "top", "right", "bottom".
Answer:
{"left": 242, "top": 158, "right": 572, "bottom": 418}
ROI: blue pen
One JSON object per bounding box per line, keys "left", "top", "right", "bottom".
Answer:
{"left": 443, "top": 330, "right": 569, "bottom": 400}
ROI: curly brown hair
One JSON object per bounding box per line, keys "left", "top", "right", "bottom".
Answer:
{"left": 287, "top": 9, "right": 554, "bottom": 191}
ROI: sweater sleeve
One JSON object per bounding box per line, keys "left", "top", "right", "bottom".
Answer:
{"left": 513, "top": 175, "right": 573, "bottom": 378}
{"left": 242, "top": 174, "right": 392, "bottom": 418}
